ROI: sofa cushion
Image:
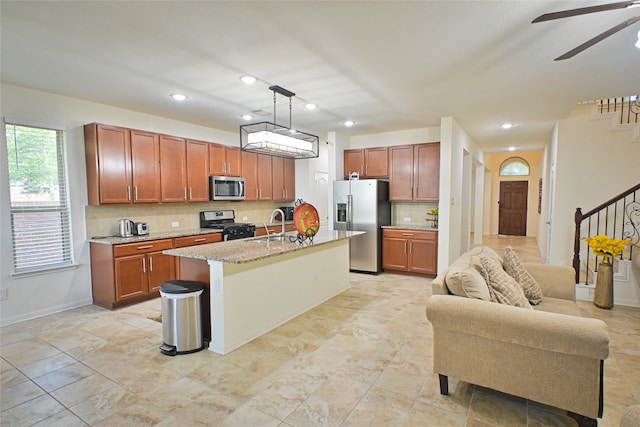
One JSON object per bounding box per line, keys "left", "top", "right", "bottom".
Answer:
{"left": 444, "top": 256, "right": 492, "bottom": 300}
{"left": 444, "top": 246, "right": 502, "bottom": 300}
{"left": 480, "top": 256, "right": 532, "bottom": 309}
{"left": 503, "top": 246, "right": 543, "bottom": 305}
{"left": 533, "top": 296, "right": 582, "bottom": 317}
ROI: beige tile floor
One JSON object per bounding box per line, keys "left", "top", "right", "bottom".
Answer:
{"left": 1, "top": 236, "right": 639, "bottom": 426}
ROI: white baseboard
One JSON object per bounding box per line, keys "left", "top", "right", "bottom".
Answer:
{"left": 0, "top": 298, "right": 94, "bottom": 327}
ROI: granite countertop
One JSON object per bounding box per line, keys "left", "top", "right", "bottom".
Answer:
{"left": 88, "top": 228, "right": 223, "bottom": 245}
{"left": 164, "top": 230, "right": 365, "bottom": 264}
{"left": 383, "top": 224, "right": 438, "bottom": 231}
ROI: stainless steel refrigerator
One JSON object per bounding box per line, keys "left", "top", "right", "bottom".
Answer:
{"left": 333, "top": 179, "right": 391, "bottom": 273}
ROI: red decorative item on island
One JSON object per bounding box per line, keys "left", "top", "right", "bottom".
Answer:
{"left": 294, "top": 202, "right": 320, "bottom": 237}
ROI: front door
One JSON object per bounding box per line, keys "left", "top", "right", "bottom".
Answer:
{"left": 499, "top": 181, "right": 528, "bottom": 236}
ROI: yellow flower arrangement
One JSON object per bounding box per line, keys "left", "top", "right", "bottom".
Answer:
{"left": 583, "top": 234, "right": 630, "bottom": 259}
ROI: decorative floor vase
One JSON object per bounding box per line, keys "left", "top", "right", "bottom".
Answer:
{"left": 594, "top": 258, "right": 614, "bottom": 309}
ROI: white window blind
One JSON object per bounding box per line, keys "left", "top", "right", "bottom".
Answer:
{"left": 5, "top": 122, "right": 73, "bottom": 273}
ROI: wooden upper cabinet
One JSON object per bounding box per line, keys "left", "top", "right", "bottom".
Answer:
{"left": 272, "top": 156, "right": 285, "bottom": 202}
{"left": 85, "top": 123, "right": 132, "bottom": 205}
{"left": 159, "top": 135, "right": 187, "bottom": 202}
{"left": 186, "top": 139, "right": 210, "bottom": 202}
{"left": 389, "top": 145, "right": 414, "bottom": 201}
{"left": 257, "top": 153, "right": 273, "bottom": 200}
{"left": 344, "top": 149, "right": 364, "bottom": 178}
{"left": 271, "top": 157, "right": 295, "bottom": 201}
{"left": 209, "top": 143, "right": 242, "bottom": 177}
{"left": 344, "top": 148, "right": 388, "bottom": 179}
{"left": 130, "top": 130, "right": 161, "bottom": 203}
{"left": 241, "top": 151, "right": 258, "bottom": 201}
{"left": 414, "top": 142, "right": 440, "bottom": 201}
{"left": 208, "top": 143, "right": 226, "bottom": 176}
{"left": 364, "top": 147, "right": 388, "bottom": 177}
{"left": 283, "top": 157, "right": 295, "bottom": 201}
{"left": 389, "top": 143, "right": 440, "bottom": 202}
{"left": 225, "top": 147, "right": 242, "bottom": 177}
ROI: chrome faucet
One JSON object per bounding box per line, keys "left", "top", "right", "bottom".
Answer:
{"left": 269, "top": 208, "right": 286, "bottom": 237}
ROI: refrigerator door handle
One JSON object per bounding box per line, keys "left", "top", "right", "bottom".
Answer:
{"left": 346, "top": 194, "right": 353, "bottom": 231}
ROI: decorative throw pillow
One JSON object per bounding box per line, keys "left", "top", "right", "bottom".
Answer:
{"left": 479, "top": 256, "right": 532, "bottom": 309}
{"left": 445, "top": 255, "right": 492, "bottom": 301}
{"left": 503, "top": 246, "right": 543, "bottom": 305}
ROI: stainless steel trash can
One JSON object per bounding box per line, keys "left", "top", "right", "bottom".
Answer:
{"left": 159, "top": 280, "right": 205, "bottom": 356}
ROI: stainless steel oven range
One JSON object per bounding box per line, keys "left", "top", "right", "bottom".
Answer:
{"left": 199, "top": 210, "right": 256, "bottom": 241}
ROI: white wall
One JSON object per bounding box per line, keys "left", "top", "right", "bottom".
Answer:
{"left": 438, "top": 117, "right": 484, "bottom": 272}
{"left": 548, "top": 104, "right": 640, "bottom": 266}
{"left": 0, "top": 83, "right": 256, "bottom": 326}
{"left": 349, "top": 127, "right": 440, "bottom": 149}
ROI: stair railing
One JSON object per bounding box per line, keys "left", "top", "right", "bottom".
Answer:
{"left": 573, "top": 183, "right": 640, "bottom": 284}
{"left": 596, "top": 96, "right": 640, "bottom": 125}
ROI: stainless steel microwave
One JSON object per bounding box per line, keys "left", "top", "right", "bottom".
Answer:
{"left": 209, "top": 176, "right": 245, "bottom": 201}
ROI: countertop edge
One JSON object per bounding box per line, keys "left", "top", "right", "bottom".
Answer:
{"left": 164, "top": 230, "right": 364, "bottom": 264}
{"left": 88, "top": 228, "right": 223, "bottom": 244}
{"left": 382, "top": 225, "right": 438, "bottom": 231}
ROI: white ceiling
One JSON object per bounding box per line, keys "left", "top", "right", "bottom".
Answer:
{"left": 2, "top": 1, "right": 639, "bottom": 153}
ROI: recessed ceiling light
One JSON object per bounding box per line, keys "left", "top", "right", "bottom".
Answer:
{"left": 508, "top": 146, "right": 516, "bottom": 151}
{"left": 343, "top": 120, "right": 355, "bottom": 127}
{"left": 501, "top": 123, "right": 513, "bottom": 129}
{"left": 170, "top": 93, "right": 187, "bottom": 101}
{"left": 305, "top": 103, "right": 317, "bottom": 110}
{"left": 241, "top": 114, "right": 253, "bottom": 121}
{"left": 240, "top": 75, "right": 257, "bottom": 85}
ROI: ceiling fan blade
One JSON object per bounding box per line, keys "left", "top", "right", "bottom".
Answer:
{"left": 532, "top": 1, "right": 638, "bottom": 23}
{"left": 555, "top": 15, "right": 640, "bottom": 60}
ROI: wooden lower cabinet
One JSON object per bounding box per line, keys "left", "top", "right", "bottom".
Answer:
{"left": 382, "top": 229, "right": 437, "bottom": 275}
{"left": 90, "top": 234, "right": 226, "bottom": 309}
{"left": 90, "top": 239, "right": 175, "bottom": 309}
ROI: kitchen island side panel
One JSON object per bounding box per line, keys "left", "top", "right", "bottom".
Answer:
{"left": 177, "top": 257, "right": 212, "bottom": 342}
{"left": 208, "top": 239, "right": 350, "bottom": 354}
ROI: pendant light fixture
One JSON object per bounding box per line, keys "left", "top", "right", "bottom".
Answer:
{"left": 240, "top": 85, "right": 319, "bottom": 159}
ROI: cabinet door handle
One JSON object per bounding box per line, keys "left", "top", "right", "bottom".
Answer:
{"left": 149, "top": 256, "right": 153, "bottom": 272}
{"left": 134, "top": 186, "right": 138, "bottom": 201}
{"left": 127, "top": 186, "right": 132, "bottom": 201}
{"left": 409, "top": 242, "right": 413, "bottom": 254}
{"left": 193, "top": 238, "right": 206, "bottom": 243}
{"left": 223, "top": 162, "right": 226, "bottom": 174}
{"left": 402, "top": 233, "right": 415, "bottom": 236}
{"left": 365, "top": 164, "right": 368, "bottom": 175}
{"left": 137, "top": 245, "right": 153, "bottom": 250}
{"left": 189, "top": 187, "right": 193, "bottom": 200}
{"left": 142, "top": 258, "right": 146, "bottom": 273}
{"left": 403, "top": 241, "right": 407, "bottom": 254}
{"left": 184, "top": 188, "right": 187, "bottom": 200}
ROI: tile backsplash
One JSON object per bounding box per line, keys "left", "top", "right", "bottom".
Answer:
{"left": 85, "top": 200, "right": 439, "bottom": 238}
{"left": 85, "top": 201, "right": 292, "bottom": 238}
{"left": 391, "top": 202, "right": 439, "bottom": 227}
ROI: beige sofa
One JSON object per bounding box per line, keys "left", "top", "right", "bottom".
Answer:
{"left": 425, "top": 246, "right": 609, "bottom": 427}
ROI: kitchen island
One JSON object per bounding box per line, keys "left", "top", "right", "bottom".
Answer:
{"left": 164, "top": 229, "right": 364, "bottom": 355}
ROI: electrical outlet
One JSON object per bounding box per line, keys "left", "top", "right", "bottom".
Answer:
{"left": 242, "top": 216, "right": 248, "bottom": 221}
{"left": 171, "top": 221, "right": 180, "bottom": 228}
{"left": 0, "top": 289, "right": 8, "bottom": 301}
{"left": 404, "top": 217, "right": 411, "bottom": 222}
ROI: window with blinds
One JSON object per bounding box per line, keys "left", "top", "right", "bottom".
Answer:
{"left": 5, "top": 123, "right": 73, "bottom": 273}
